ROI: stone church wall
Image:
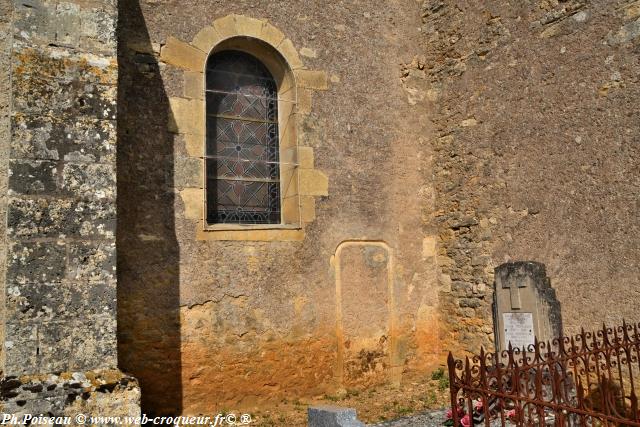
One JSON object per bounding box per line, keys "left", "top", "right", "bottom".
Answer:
{"left": 419, "top": 0, "right": 640, "bottom": 353}
{"left": 0, "top": 0, "right": 140, "bottom": 417}
{"left": 1, "top": 0, "right": 636, "bottom": 420}
{"left": 117, "top": 0, "right": 442, "bottom": 415}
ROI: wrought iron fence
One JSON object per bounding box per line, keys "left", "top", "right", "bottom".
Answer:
{"left": 447, "top": 322, "right": 640, "bottom": 427}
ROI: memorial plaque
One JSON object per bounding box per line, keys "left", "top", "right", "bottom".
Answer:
{"left": 503, "top": 312, "right": 535, "bottom": 349}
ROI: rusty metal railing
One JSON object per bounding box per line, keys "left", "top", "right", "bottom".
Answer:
{"left": 447, "top": 322, "right": 640, "bottom": 426}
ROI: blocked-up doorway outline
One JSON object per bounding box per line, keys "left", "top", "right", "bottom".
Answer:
{"left": 332, "top": 240, "right": 400, "bottom": 387}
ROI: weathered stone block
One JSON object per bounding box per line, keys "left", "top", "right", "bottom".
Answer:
{"left": 295, "top": 69, "right": 329, "bottom": 90}
{"left": 278, "top": 38, "right": 304, "bottom": 69}
{"left": 53, "top": 2, "right": 81, "bottom": 47}
{"left": 12, "top": 0, "right": 56, "bottom": 46}
{"left": 79, "top": 7, "right": 117, "bottom": 54}
{"left": 183, "top": 71, "right": 204, "bottom": 99}
{"left": 6, "top": 240, "right": 66, "bottom": 284}
{"left": 181, "top": 132, "right": 204, "bottom": 157}
{"left": 3, "top": 321, "right": 39, "bottom": 371}
{"left": 235, "top": 16, "right": 264, "bottom": 38}
{"left": 0, "top": 371, "right": 139, "bottom": 421}
{"left": 212, "top": 14, "right": 238, "bottom": 39}
{"left": 260, "top": 22, "right": 286, "bottom": 47}
{"left": 297, "top": 89, "right": 313, "bottom": 114}
{"left": 13, "top": 45, "right": 117, "bottom": 86}
{"left": 5, "top": 315, "right": 117, "bottom": 374}
{"left": 179, "top": 188, "right": 202, "bottom": 220}
{"left": 12, "top": 75, "right": 116, "bottom": 118}
{"left": 7, "top": 198, "right": 116, "bottom": 239}
{"left": 160, "top": 37, "right": 206, "bottom": 71}
{"left": 8, "top": 159, "right": 58, "bottom": 195}
{"left": 192, "top": 26, "right": 222, "bottom": 52}
{"left": 307, "top": 406, "right": 365, "bottom": 427}
{"left": 61, "top": 162, "right": 116, "bottom": 200}
{"left": 13, "top": 1, "right": 116, "bottom": 52}
{"left": 173, "top": 156, "right": 203, "bottom": 189}
{"left": 299, "top": 169, "right": 328, "bottom": 196}
{"left": 168, "top": 97, "right": 204, "bottom": 134}
{"left": 6, "top": 279, "right": 116, "bottom": 323}
{"left": 11, "top": 115, "right": 116, "bottom": 163}
{"left": 67, "top": 241, "right": 116, "bottom": 283}
{"left": 301, "top": 196, "right": 316, "bottom": 222}
{"left": 298, "top": 146, "right": 315, "bottom": 168}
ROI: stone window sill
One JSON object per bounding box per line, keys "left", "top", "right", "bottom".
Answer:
{"left": 196, "top": 223, "right": 304, "bottom": 241}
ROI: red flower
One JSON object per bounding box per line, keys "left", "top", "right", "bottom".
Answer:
{"left": 460, "top": 414, "right": 471, "bottom": 427}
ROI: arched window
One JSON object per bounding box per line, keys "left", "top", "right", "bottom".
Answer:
{"left": 205, "top": 50, "right": 281, "bottom": 224}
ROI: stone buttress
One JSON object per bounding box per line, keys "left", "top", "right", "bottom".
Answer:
{"left": 0, "top": 0, "right": 140, "bottom": 418}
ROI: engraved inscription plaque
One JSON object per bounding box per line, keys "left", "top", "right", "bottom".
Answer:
{"left": 503, "top": 312, "right": 535, "bottom": 349}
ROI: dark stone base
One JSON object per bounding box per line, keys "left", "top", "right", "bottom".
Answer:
{"left": 0, "top": 369, "right": 140, "bottom": 424}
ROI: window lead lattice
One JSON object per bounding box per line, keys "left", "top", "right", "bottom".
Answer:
{"left": 205, "top": 50, "right": 282, "bottom": 225}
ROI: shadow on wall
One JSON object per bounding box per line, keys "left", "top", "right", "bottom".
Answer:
{"left": 116, "top": 0, "right": 182, "bottom": 415}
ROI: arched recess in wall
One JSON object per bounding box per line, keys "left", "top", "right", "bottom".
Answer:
{"left": 332, "top": 240, "right": 401, "bottom": 388}
{"left": 204, "top": 37, "right": 298, "bottom": 228}
{"left": 161, "top": 15, "right": 330, "bottom": 241}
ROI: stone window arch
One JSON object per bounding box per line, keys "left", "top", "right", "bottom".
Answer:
{"left": 162, "top": 15, "right": 329, "bottom": 241}
{"left": 205, "top": 50, "right": 281, "bottom": 224}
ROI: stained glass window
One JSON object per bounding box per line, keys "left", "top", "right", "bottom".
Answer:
{"left": 205, "top": 50, "right": 281, "bottom": 225}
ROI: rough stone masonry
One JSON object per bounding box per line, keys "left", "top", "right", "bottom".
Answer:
{"left": 0, "top": 0, "right": 139, "bottom": 416}
{"left": 0, "top": 0, "right": 638, "bottom": 422}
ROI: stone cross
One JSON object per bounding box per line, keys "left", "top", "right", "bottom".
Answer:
{"left": 503, "top": 276, "right": 528, "bottom": 310}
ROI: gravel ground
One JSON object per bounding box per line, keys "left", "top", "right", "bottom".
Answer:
{"left": 369, "top": 409, "right": 448, "bottom": 427}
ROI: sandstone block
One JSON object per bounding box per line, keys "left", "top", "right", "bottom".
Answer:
{"left": 168, "top": 97, "right": 204, "bottom": 135}
{"left": 297, "top": 89, "right": 313, "bottom": 114}
{"left": 297, "top": 146, "right": 314, "bottom": 168}
{"left": 261, "top": 22, "right": 286, "bottom": 47}
{"left": 213, "top": 15, "right": 238, "bottom": 39}
{"left": 180, "top": 188, "right": 202, "bottom": 220}
{"left": 299, "top": 169, "right": 328, "bottom": 196}
{"left": 301, "top": 196, "right": 316, "bottom": 222}
{"left": 184, "top": 71, "right": 204, "bottom": 99}
{"left": 279, "top": 38, "right": 304, "bottom": 69}
{"left": 235, "top": 16, "right": 264, "bottom": 39}
{"left": 192, "top": 26, "right": 222, "bottom": 52}
{"left": 160, "top": 37, "right": 206, "bottom": 71}
{"left": 295, "top": 69, "right": 329, "bottom": 90}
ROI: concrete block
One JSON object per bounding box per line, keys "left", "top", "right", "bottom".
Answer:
{"left": 307, "top": 406, "right": 365, "bottom": 427}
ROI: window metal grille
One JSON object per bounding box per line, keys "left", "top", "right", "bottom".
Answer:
{"left": 205, "top": 50, "right": 281, "bottom": 225}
